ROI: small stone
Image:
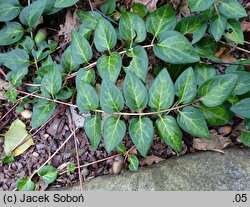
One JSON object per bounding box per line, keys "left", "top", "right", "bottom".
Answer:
{"left": 218, "top": 126, "right": 232, "bottom": 136}
{"left": 32, "top": 152, "right": 39, "bottom": 157}
{"left": 21, "top": 110, "right": 32, "bottom": 119}
{"left": 112, "top": 155, "right": 124, "bottom": 175}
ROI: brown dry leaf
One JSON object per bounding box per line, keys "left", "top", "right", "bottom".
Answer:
{"left": 57, "top": 162, "right": 68, "bottom": 171}
{"left": 133, "top": 0, "right": 158, "bottom": 12}
{"left": 140, "top": 155, "right": 164, "bottom": 166}
{"left": 179, "top": 0, "right": 190, "bottom": 16}
{"left": 215, "top": 46, "right": 237, "bottom": 63}
{"left": 193, "top": 130, "right": 231, "bottom": 151}
{"left": 58, "top": 10, "right": 80, "bottom": 41}
{"left": 0, "top": 78, "right": 11, "bottom": 100}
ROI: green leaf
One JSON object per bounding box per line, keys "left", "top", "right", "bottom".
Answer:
{"left": 0, "top": 49, "right": 29, "bottom": 71}
{"left": 123, "top": 72, "right": 148, "bottom": 111}
{"left": 55, "top": 0, "right": 78, "bottom": 8}
{"left": 104, "top": 117, "right": 126, "bottom": 153}
{"left": 38, "top": 165, "right": 58, "bottom": 184}
{"left": 19, "top": 0, "right": 46, "bottom": 28}
{"left": 101, "top": 0, "right": 116, "bottom": 15}
{"left": 198, "top": 74, "right": 238, "bottom": 107}
{"left": 240, "top": 132, "right": 250, "bottom": 147}
{"left": 16, "top": 178, "right": 35, "bottom": 191}
{"left": 119, "top": 12, "right": 146, "bottom": 44}
{"left": 132, "top": 3, "right": 148, "bottom": 18}
{"left": 232, "top": 71, "right": 250, "bottom": 95}
{"left": 71, "top": 30, "right": 93, "bottom": 65}
{"left": 177, "top": 106, "right": 210, "bottom": 139}
{"left": 76, "top": 81, "right": 99, "bottom": 112}
{"left": 116, "top": 143, "right": 127, "bottom": 154}
{"left": 76, "top": 10, "right": 102, "bottom": 30}
{"left": 94, "top": 17, "right": 117, "bottom": 52}
{"left": 3, "top": 87, "right": 18, "bottom": 103}
{"left": 1, "top": 154, "right": 15, "bottom": 164}
{"left": 41, "top": 63, "right": 62, "bottom": 97}
{"left": 148, "top": 69, "right": 174, "bottom": 110}
{"left": 146, "top": 4, "right": 176, "bottom": 37}
{"left": 175, "top": 15, "right": 207, "bottom": 44}
{"left": 129, "top": 117, "right": 154, "bottom": 157}
{"left": 31, "top": 100, "right": 56, "bottom": 129}
{"left": 66, "top": 163, "right": 76, "bottom": 175}
{"left": 4, "top": 119, "right": 34, "bottom": 157}
{"left": 55, "top": 87, "right": 73, "bottom": 100}
{"left": 0, "top": 22, "right": 24, "bottom": 46}
{"left": 189, "top": 0, "right": 215, "bottom": 11}
{"left": 84, "top": 115, "right": 101, "bottom": 151}
{"left": 0, "top": 0, "right": 20, "bottom": 22}
{"left": 244, "top": 119, "right": 250, "bottom": 131}
{"left": 155, "top": 115, "right": 183, "bottom": 152}
{"left": 33, "top": 0, "right": 61, "bottom": 15}
{"left": 76, "top": 68, "right": 95, "bottom": 86}
{"left": 198, "top": 104, "right": 232, "bottom": 126}
{"left": 78, "top": 24, "right": 92, "bottom": 40}
{"left": 6, "top": 68, "right": 28, "bottom": 87}
{"left": 218, "top": 0, "right": 247, "bottom": 19}
{"left": 153, "top": 31, "right": 200, "bottom": 64}
{"left": 230, "top": 98, "right": 250, "bottom": 118}
{"left": 123, "top": 46, "right": 148, "bottom": 83}
{"left": 20, "top": 36, "right": 35, "bottom": 53}
{"left": 201, "top": 6, "right": 216, "bottom": 19}
{"left": 100, "top": 79, "right": 124, "bottom": 114}
{"left": 175, "top": 67, "right": 197, "bottom": 104}
{"left": 209, "top": 14, "right": 227, "bottom": 42}
{"left": 194, "top": 64, "right": 216, "bottom": 86}
{"left": 61, "top": 45, "right": 79, "bottom": 71}
{"left": 97, "top": 52, "right": 122, "bottom": 83}
{"left": 225, "top": 19, "right": 244, "bottom": 45}
{"left": 128, "top": 154, "right": 139, "bottom": 171}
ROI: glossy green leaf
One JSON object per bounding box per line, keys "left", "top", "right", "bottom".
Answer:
{"left": 175, "top": 67, "right": 197, "bottom": 104}
{"left": 76, "top": 10, "right": 102, "bottom": 30}
{"left": 66, "top": 162, "right": 76, "bottom": 175}
{"left": 119, "top": 12, "right": 146, "bottom": 43}
{"left": 230, "top": 98, "right": 250, "bottom": 118}
{"left": 19, "top": 0, "right": 46, "bottom": 28}
{"left": 189, "top": 0, "right": 215, "bottom": 11}
{"left": 100, "top": 79, "right": 124, "bottom": 114}
{"left": 3, "top": 87, "right": 18, "bottom": 104}
{"left": 132, "top": 3, "right": 148, "bottom": 18}
{"left": 177, "top": 106, "right": 210, "bottom": 139}
{"left": 61, "top": 45, "right": 79, "bottom": 71}
{"left": 76, "top": 81, "right": 99, "bottom": 112}
{"left": 38, "top": 165, "right": 58, "bottom": 184}
{"left": 55, "top": 0, "right": 78, "bottom": 8}
{"left": 128, "top": 154, "right": 139, "bottom": 171}
{"left": 123, "top": 72, "right": 148, "bottom": 111}
{"left": 71, "top": 30, "right": 93, "bottom": 65}
{"left": 78, "top": 24, "right": 92, "bottom": 40}
{"left": 104, "top": 117, "right": 126, "bottom": 153}
{"left": 218, "top": 0, "right": 247, "bottom": 19}
{"left": 225, "top": 19, "right": 244, "bottom": 45}
{"left": 240, "top": 132, "right": 250, "bottom": 147}
{"left": 175, "top": 15, "right": 207, "bottom": 44}
{"left": 6, "top": 68, "right": 28, "bottom": 87}
{"left": 146, "top": 4, "right": 176, "bottom": 37}
{"left": 33, "top": 0, "right": 61, "bottom": 15}
{"left": 76, "top": 68, "right": 95, "bottom": 86}
{"left": 153, "top": 31, "right": 200, "bottom": 64}
{"left": 198, "top": 74, "right": 238, "bottom": 107}
{"left": 209, "top": 14, "right": 227, "bottom": 41}
{"left": 232, "top": 71, "right": 250, "bottom": 95}
{"left": 148, "top": 69, "right": 174, "bottom": 110}
{"left": 97, "top": 52, "right": 122, "bottom": 83}
{"left": 20, "top": 36, "right": 35, "bottom": 53}
{"left": 16, "top": 178, "right": 35, "bottom": 191}
{"left": 194, "top": 64, "right": 216, "bottom": 86}
{"left": 94, "top": 17, "right": 117, "bottom": 52}
{"left": 198, "top": 104, "right": 232, "bottom": 126}
{"left": 155, "top": 115, "right": 183, "bottom": 152}
{"left": 0, "top": 49, "right": 29, "bottom": 71}
{"left": 31, "top": 100, "right": 56, "bottom": 129}
{"left": 129, "top": 117, "right": 154, "bottom": 157}
{"left": 41, "top": 64, "right": 62, "bottom": 96}
{"left": 123, "top": 46, "right": 148, "bottom": 82}
{"left": 101, "top": 0, "right": 116, "bottom": 15}
{"left": 84, "top": 114, "right": 101, "bottom": 151}
{"left": 116, "top": 143, "right": 127, "bottom": 154}
{"left": 0, "top": 0, "right": 21, "bottom": 22}
{"left": 0, "top": 22, "right": 23, "bottom": 46}
{"left": 55, "top": 87, "right": 73, "bottom": 100}
{"left": 1, "top": 154, "right": 15, "bottom": 164}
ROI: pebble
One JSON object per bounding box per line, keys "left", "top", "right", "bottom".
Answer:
{"left": 32, "top": 152, "right": 39, "bottom": 157}
{"left": 21, "top": 110, "right": 32, "bottom": 119}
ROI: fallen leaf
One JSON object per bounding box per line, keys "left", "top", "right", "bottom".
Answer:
{"left": 140, "top": 155, "right": 164, "bottom": 166}
{"left": 241, "top": 21, "right": 250, "bottom": 32}
{"left": 179, "top": 0, "right": 190, "bottom": 16}
{"left": 112, "top": 155, "right": 124, "bottom": 174}
{"left": 193, "top": 130, "right": 231, "bottom": 151}
{"left": 215, "top": 46, "right": 237, "bottom": 63}
{"left": 133, "top": 0, "right": 158, "bottom": 12}
{"left": 4, "top": 119, "right": 34, "bottom": 157}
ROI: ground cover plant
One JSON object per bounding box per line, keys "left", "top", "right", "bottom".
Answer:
{"left": 0, "top": 0, "right": 250, "bottom": 191}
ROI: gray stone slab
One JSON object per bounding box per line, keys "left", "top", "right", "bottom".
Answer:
{"left": 60, "top": 148, "right": 250, "bottom": 191}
